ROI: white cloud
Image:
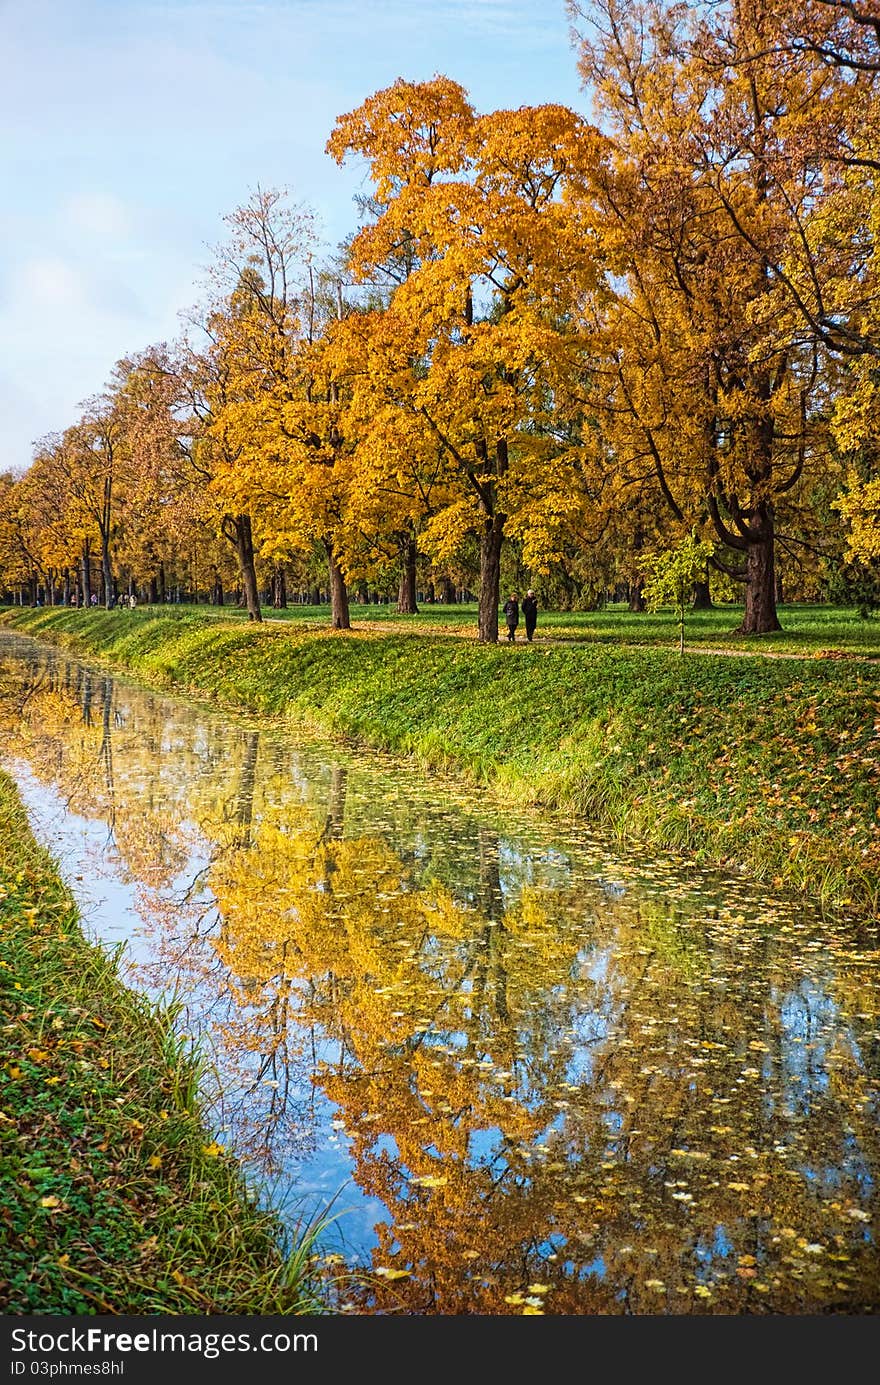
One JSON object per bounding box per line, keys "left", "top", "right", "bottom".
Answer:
{"left": 19, "top": 257, "right": 87, "bottom": 309}
{"left": 66, "top": 192, "right": 131, "bottom": 237}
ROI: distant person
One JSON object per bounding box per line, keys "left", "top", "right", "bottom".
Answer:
{"left": 522, "top": 589, "right": 538, "bottom": 642}
{"left": 502, "top": 592, "right": 519, "bottom": 643}
{"left": 129, "top": 593, "right": 137, "bottom": 610}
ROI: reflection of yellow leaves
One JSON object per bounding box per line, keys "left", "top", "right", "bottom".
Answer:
{"left": 411, "top": 1175, "right": 447, "bottom": 1188}
{"left": 374, "top": 1267, "right": 411, "bottom": 1280}
{"left": 694, "top": 1285, "right": 713, "bottom": 1299}
{"left": 504, "top": 1293, "right": 525, "bottom": 1305}
{"left": 727, "top": 1182, "right": 751, "bottom": 1192}
{"left": 645, "top": 1279, "right": 665, "bottom": 1292}
{"left": 527, "top": 1283, "right": 549, "bottom": 1294}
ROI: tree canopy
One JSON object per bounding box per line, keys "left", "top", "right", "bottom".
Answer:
{"left": 2, "top": 2, "right": 877, "bottom": 637}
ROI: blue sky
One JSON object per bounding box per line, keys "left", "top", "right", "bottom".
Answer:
{"left": 0, "top": 0, "right": 589, "bottom": 473}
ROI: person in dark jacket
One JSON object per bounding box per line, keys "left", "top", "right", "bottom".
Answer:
{"left": 522, "top": 589, "right": 538, "bottom": 641}
{"left": 502, "top": 592, "right": 519, "bottom": 642}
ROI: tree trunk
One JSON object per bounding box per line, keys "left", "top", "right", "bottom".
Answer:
{"left": 736, "top": 520, "right": 781, "bottom": 634}
{"left": 62, "top": 568, "right": 71, "bottom": 606}
{"left": 81, "top": 540, "right": 92, "bottom": 608}
{"left": 224, "top": 513, "right": 261, "bottom": 622}
{"left": 478, "top": 511, "right": 505, "bottom": 643}
{"left": 439, "top": 576, "right": 455, "bottom": 603}
{"left": 158, "top": 563, "right": 166, "bottom": 604}
{"left": 396, "top": 533, "right": 419, "bottom": 614}
{"left": 100, "top": 534, "right": 113, "bottom": 610}
{"left": 326, "top": 541, "right": 351, "bottom": 630}
{"left": 271, "top": 565, "right": 287, "bottom": 609}
{"left": 691, "top": 577, "right": 713, "bottom": 610}
{"left": 629, "top": 579, "right": 646, "bottom": 612}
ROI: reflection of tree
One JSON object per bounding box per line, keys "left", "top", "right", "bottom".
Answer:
{"left": 1, "top": 640, "right": 878, "bottom": 1313}
{"left": 210, "top": 807, "right": 880, "bottom": 1313}
{"left": 227, "top": 730, "right": 259, "bottom": 846}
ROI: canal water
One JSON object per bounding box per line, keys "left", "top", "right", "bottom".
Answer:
{"left": 1, "top": 631, "right": 878, "bottom": 1314}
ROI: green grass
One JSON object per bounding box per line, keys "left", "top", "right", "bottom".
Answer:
{"left": 3, "top": 605, "right": 878, "bottom": 921}
{"left": 83, "top": 597, "right": 880, "bottom": 656}
{"left": 0, "top": 769, "right": 338, "bottom": 1315}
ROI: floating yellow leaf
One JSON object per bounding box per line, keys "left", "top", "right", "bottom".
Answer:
{"left": 147, "top": 1155, "right": 162, "bottom": 1170}
{"left": 203, "top": 1142, "right": 223, "bottom": 1158}
{"left": 40, "top": 1195, "right": 61, "bottom": 1209}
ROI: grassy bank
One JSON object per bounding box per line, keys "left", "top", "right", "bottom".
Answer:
{"left": 0, "top": 769, "right": 331, "bottom": 1314}
{"left": 43, "top": 597, "right": 880, "bottom": 656}
{"left": 3, "top": 605, "right": 879, "bottom": 919}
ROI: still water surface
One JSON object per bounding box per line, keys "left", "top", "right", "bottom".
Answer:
{"left": 1, "top": 631, "right": 878, "bottom": 1313}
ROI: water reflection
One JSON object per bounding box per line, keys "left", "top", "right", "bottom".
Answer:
{"left": 1, "top": 632, "right": 878, "bottom": 1314}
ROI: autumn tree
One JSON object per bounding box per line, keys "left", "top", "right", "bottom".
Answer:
{"left": 328, "top": 77, "right": 601, "bottom": 641}
{"left": 566, "top": 0, "right": 877, "bottom": 632}
{"left": 191, "top": 189, "right": 361, "bottom": 628}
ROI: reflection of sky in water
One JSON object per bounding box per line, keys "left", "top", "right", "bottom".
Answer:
{"left": 6, "top": 756, "right": 384, "bottom": 1252}
{"left": 2, "top": 631, "right": 879, "bottom": 1313}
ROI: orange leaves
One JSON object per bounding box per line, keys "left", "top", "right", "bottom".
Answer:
{"left": 327, "top": 75, "right": 476, "bottom": 204}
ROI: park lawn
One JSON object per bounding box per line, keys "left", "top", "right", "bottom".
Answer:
{"left": 0, "top": 769, "right": 333, "bottom": 1315}
{"left": 2, "top": 605, "right": 878, "bottom": 920}
{"left": 95, "top": 598, "right": 880, "bottom": 658}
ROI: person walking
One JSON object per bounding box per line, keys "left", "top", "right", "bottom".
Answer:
{"left": 502, "top": 592, "right": 520, "bottom": 642}
{"left": 522, "top": 589, "right": 538, "bottom": 642}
